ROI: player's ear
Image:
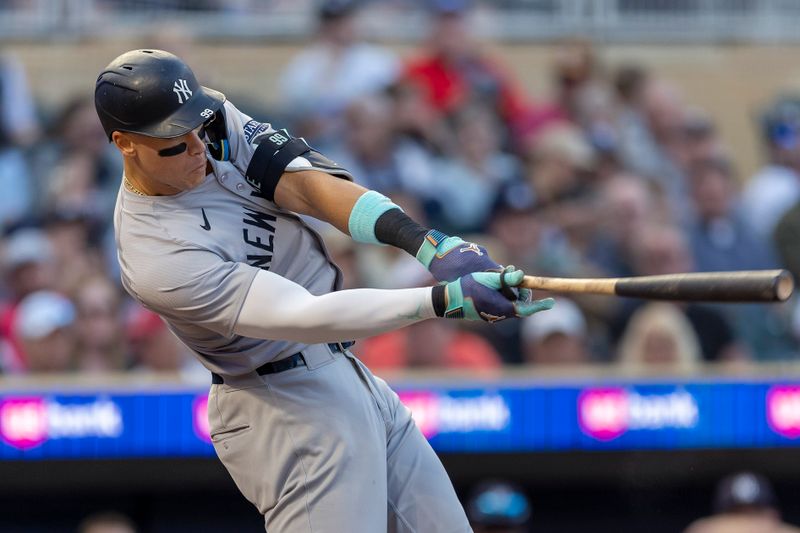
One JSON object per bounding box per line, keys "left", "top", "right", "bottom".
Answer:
{"left": 112, "top": 131, "right": 136, "bottom": 156}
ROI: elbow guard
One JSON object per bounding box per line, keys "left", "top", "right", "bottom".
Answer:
{"left": 245, "top": 130, "right": 352, "bottom": 202}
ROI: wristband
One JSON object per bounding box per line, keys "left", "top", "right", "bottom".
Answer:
{"left": 348, "top": 191, "right": 400, "bottom": 245}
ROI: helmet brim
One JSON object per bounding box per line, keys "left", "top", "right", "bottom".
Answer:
{"left": 133, "top": 86, "right": 226, "bottom": 139}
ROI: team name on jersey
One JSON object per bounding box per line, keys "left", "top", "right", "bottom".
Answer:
{"left": 243, "top": 120, "right": 271, "bottom": 144}
{"left": 243, "top": 208, "right": 277, "bottom": 270}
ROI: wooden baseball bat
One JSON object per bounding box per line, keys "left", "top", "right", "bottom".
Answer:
{"left": 519, "top": 269, "right": 794, "bottom": 302}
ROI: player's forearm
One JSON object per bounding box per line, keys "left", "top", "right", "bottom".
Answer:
{"left": 277, "top": 176, "right": 503, "bottom": 284}
{"left": 274, "top": 169, "right": 368, "bottom": 234}
{"left": 233, "top": 270, "right": 436, "bottom": 343}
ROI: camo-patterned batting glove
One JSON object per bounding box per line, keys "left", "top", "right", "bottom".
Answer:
{"left": 436, "top": 267, "right": 555, "bottom": 322}
{"left": 417, "top": 230, "right": 503, "bottom": 283}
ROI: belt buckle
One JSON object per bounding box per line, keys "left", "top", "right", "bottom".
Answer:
{"left": 328, "top": 341, "right": 353, "bottom": 353}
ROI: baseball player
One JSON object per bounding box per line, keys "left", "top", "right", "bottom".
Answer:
{"left": 95, "top": 49, "right": 553, "bottom": 532}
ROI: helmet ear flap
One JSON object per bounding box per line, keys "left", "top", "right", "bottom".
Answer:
{"left": 204, "top": 108, "right": 230, "bottom": 161}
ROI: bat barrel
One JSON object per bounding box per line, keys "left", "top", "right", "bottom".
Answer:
{"left": 614, "top": 270, "right": 795, "bottom": 302}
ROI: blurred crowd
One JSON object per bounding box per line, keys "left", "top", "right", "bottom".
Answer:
{"left": 1, "top": 0, "right": 799, "bottom": 378}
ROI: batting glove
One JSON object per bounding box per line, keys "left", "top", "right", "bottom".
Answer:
{"left": 417, "top": 229, "right": 504, "bottom": 283}
{"left": 437, "top": 267, "right": 555, "bottom": 322}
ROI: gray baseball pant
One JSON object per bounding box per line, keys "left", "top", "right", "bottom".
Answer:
{"left": 208, "top": 343, "right": 472, "bottom": 532}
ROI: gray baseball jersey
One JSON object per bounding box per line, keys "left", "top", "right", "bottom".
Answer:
{"left": 114, "top": 100, "right": 347, "bottom": 376}
{"left": 114, "top": 100, "right": 472, "bottom": 532}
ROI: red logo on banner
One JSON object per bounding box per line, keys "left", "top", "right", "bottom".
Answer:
{"left": 767, "top": 386, "right": 800, "bottom": 439}
{"left": 398, "top": 391, "right": 439, "bottom": 438}
{"left": 578, "top": 388, "right": 629, "bottom": 441}
{"left": 193, "top": 395, "right": 211, "bottom": 443}
{"left": 0, "top": 397, "right": 48, "bottom": 450}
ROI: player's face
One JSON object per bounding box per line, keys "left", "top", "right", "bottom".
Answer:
{"left": 126, "top": 126, "right": 210, "bottom": 193}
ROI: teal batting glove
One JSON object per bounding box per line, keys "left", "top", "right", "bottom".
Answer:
{"left": 439, "top": 267, "right": 555, "bottom": 322}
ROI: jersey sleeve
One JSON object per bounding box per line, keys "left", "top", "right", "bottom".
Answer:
{"left": 221, "top": 100, "right": 352, "bottom": 183}
{"left": 125, "top": 244, "right": 258, "bottom": 338}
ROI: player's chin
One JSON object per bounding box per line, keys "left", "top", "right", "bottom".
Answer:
{"left": 185, "top": 165, "right": 208, "bottom": 188}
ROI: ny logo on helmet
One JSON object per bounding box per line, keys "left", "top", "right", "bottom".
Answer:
{"left": 173, "top": 79, "right": 193, "bottom": 104}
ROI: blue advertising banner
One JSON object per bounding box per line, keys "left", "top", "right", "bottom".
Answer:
{"left": 0, "top": 378, "right": 799, "bottom": 459}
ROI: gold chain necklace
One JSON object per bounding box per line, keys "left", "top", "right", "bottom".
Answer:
{"left": 124, "top": 177, "right": 147, "bottom": 196}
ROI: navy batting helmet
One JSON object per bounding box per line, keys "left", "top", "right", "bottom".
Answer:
{"left": 94, "top": 49, "right": 225, "bottom": 141}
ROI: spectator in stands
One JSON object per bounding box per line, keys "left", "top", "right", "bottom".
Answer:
{"left": 742, "top": 95, "right": 800, "bottom": 240}
{"left": 524, "top": 122, "right": 594, "bottom": 207}
{"left": 426, "top": 104, "right": 523, "bottom": 234}
{"left": 686, "top": 153, "right": 796, "bottom": 360}
{"left": 585, "top": 173, "right": 662, "bottom": 278}
{"left": 77, "top": 511, "right": 137, "bottom": 533}
{"left": 325, "top": 94, "right": 437, "bottom": 197}
{"left": 488, "top": 174, "right": 589, "bottom": 288}
{"left": 616, "top": 77, "right": 691, "bottom": 221}
{"left": 522, "top": 122, "right": 599, "bottom": 271}
{"left": 125, "top": 306, "right": 208, "bottom": 382}
{"left": 521, "top": 297, "right": 592, "bottom": 366}
{"left": 774, "top": 200, "right": 800, "bottom": 282}
{"left": 611, "top": 224, "right": 747, "bottom": 362}
{"left": 487, "top": 180, "right": 539, "bottom": 274}
{"left": 773, "top": 200, "right": 800, "bottom": 353}
{"left": 771, "top": 111, "right": 800, "bottom": 319}
{"left": 403, "top": 0, "right": 534, "bottom": 145}
{"left": 551, "top": 38, "right": 602, "bottom": 122}
{"left": 356, "top": 315, "right": 502, "bottom": 372}
{"left": 484, "top": 181, "right": 587, "bottom": 363}
{"left": 34, "top": 95, "right": 121, "bottom": 219}
{"left": 278, "top": 0, "right": 400, "bottom": 145}
{"left": 0, "top": 228, "right": 56, "bottom": 301}
{"left": 687, "top": 153, "right": 779, "bottom": 272}
{"left": 0, "top": 50, "right": 38, "bottom": 227}
{"left": 550, "top": 37, "right": 619, "bottom": 162}
{"left": 466, "top": 479, "right": 531, "bottom": 533}
{"left": 43, "top": 207, "right": 107, "bottom": 295}
{"left": 12, "top": 290, "right": 77, "bottom": 373}
{"left": 388, "top": 77, "right": 454, "bottom": 156}
{"left": 0, "top": 228, "right": 58, "bottom": 372}
{"left": 72, "top": 275, "right": 127, "bottom": 373}
{"left": 684, "top": 471, "right": 800, "bottom": 533}
{"left": 614, "top": 63, "right": 649, "bottom": 112}
{"left": 681, "top": 109, "right": 722, "bottom": 171}
{"left": 617, "top": 302, "right": 702, "bottom": 374}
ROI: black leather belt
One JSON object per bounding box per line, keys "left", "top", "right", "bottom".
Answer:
{"left": 211, "top": 341, "right": 354, "bottom": 385}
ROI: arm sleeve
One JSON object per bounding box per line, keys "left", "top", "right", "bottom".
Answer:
{"left": 233, "top": 269, "right": 437, "bottom": 343}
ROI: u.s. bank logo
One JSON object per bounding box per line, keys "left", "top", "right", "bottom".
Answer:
{"left": 173, "top": 79, "right": 193, "bottom": 104}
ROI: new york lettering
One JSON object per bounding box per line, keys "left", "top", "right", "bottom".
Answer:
{"left": 243, "top": 208, "right": 277, "bottom": 270}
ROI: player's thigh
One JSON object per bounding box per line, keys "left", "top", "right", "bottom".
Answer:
{"left": 210, "top": 357, "right": 391, "bottom": 532}
{"left": 346, "top": 355, "right": 472, "bottom": 533}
